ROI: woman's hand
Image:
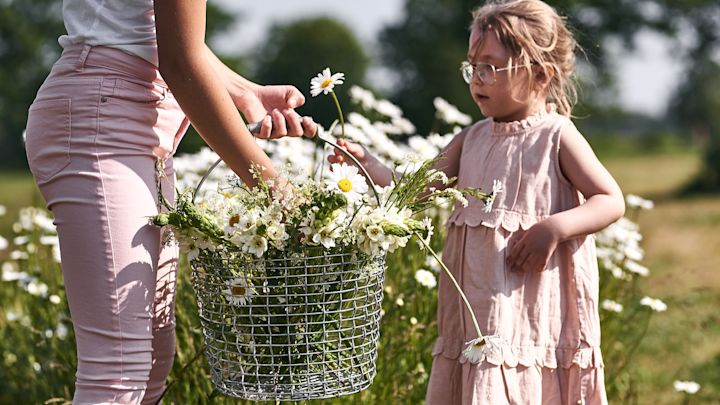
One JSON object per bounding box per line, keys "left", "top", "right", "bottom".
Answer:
{"left": 507, "top": 221, "right": 560, "bottom": 272}
{"left": 233, "top": 84, "right": 317, "bottom": 139}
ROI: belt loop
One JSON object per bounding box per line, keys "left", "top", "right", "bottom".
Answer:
{"left": 76, "top": 44, "right": 92, "bottom": 71}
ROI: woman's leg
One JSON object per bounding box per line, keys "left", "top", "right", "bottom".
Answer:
{"left": 25, "top": 45, "right": 187, "bottom": 404}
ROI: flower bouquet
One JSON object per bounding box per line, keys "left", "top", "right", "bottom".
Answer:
{"left": 152, "top": 69, "right": 497, "bottom": 400}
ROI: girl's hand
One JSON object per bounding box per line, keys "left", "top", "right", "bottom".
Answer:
{"left": 234, "top": 85, "right": 317, "bottom": 139}
{"left": 507, "top": 221, "right": 560, "bottom": 272}
{"left": 327, "top": 138, "right": 368, "bottom": 168}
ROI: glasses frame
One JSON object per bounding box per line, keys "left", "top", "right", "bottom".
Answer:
{"left": 460, "top": 60, "right": 532, "bottom": 86}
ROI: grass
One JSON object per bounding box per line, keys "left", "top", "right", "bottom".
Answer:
{"left": 603, "top": 151, "right": 720, "bottom": 404}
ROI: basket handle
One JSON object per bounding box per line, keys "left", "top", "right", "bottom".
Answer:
{"left": 193, "top": 123, "right": 382, "bottom": 206}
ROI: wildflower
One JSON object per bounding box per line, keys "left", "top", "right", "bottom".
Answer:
{"left": 673, "top": 380, "right": 700, "bottom": 394}
{"left": 49, "top": 294, "right": 62, "bottom": 305}
{"left": 415, "top": 269, "right": 437, "bottom": 289}
{"left": 395, "top": 297, "right": 405, "bottom": 307}
{"left": 56, "top": 323, "right": 69, "bottom": 340}
{"left": 601, "top": 299, "right": 623, "bottom": 313}
{"left": 483, "top": 180, "right": 503, "bottom": 213}
{"left": 222, "top": 277, "right": 254, "bottom": 306}
{"left": 433, "top": 97, "right": 472, "bottom": 126}
{"left": 0, "top": 236, "right": 7, "bottom": 250}
{"left": 409, "top": 317, "right": 418, "bottom": 325}
{"left": 0, "top": 204, "right": 6, "bottom": 216}
{"left": 245, "top": 235, "right": 268, "bottom": 258}
{"left": 26, "top": 279, "right": 49, "bottom": 297}
{"left": 310, "top": 68, "right": 345, "bottom": 97}
{"left": 626, "top": 194, "right": 654, "bottom": 210}
{"left": 325, "top": 163, "right": 368, "bottom": 205}
{"left": 640, "top": 296, "right": 667, "bottom": 312}
{"left": 625, "top": 260, "right": 649, "bottom": 277}
{"left": 462, "top": 335, "right": 503, "bottom": 364}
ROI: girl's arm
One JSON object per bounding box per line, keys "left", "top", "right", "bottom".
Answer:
{"left": 154, "top": 1, "right": 309, "bottom": 185}
{"left": 508, "top": 123, "right": 625, "bottom": 272}
{"left": 328, "top": 129, "right": 468, "bottom": 188}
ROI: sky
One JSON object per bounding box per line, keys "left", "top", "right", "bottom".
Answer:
{"left": 212, "top": 0, "right": 683, "bottom": 117}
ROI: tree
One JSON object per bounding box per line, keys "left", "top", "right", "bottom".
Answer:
{"left": 670, "top": 57, "right": 720, "bottom": 191}
{"left": 0, "top": 1, "right": 237, "bottom": 166}
{"left": 253, "top": 17, "right": 369, "bottom": 128}
{"left": 0, "top": 0, "right": 65, "bottom": 169}
{"left": 379, "top": 0, "right": 720, "bottom": 134}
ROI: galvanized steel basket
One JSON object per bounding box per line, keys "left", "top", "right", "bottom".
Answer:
{"left": 190, "top": 136, "right": 387, "bottom": 401}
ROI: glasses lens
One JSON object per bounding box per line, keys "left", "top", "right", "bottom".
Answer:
{"left": 460, "top": 62, "right": 473, "bottom": 84}
{"left": 477, "top": 64, "right": 496, "bottom": 86}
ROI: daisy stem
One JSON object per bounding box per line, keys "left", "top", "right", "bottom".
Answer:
{"left": 415, "top": 232, "right": 484, "bottom": 340}
{"left": 330, "top": 90, "right": 345, "bottom": 139}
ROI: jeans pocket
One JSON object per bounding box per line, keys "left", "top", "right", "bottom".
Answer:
{"left": 25, "top": 99, "right": 72, "bottom": 182}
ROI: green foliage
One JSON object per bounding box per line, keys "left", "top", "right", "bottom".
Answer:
{"left": 253, "top": 17, "right": 369, "bottom": 127}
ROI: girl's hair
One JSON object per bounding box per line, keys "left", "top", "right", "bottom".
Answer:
{"left": 470, "top": 0, "right": 579, "bottom": 116}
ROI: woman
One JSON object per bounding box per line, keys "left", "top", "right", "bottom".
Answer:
{"left": 24, "top": 1, "right": 316, "bottom": 403}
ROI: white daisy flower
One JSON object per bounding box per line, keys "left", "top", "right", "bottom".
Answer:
{"left": 673, "top": 380, "right": 700, "bottom": 394}
{"left": 245, "top": 235, "right": 268, "bottom": 258}
{"left": 601, "top": 299, "right": 623, "bottom": 313}
{"left": 310, "top": 68, "right": 345, "bottom": 97}
{"left": 640, "top": 296, "right": 667, "bottom": 312}
{"left": 325, "top": 163, "right": 368, "bottom": 205}
{"left": 223, "top": 277, "right": 254, "bottom": 306}
{"left": 365, "top": 224, "right": 386, "bottom": 243}
{"left": 433, "top": 97, "right": 472, "bottom": 126}
{"left": 462, "top": 335, "right": 503, "bottom": 364}
{"left": 415, "top": 269, "right": 437, "bottom": 289}
{"left": 625, "top": 194, "right": 654, "bottom": 210}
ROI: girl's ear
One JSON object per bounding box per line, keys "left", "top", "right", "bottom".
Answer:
{"left": 533, "top": 64, "right": 554, "bottom": 91}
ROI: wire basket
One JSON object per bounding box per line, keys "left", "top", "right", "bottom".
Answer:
{"left": 189, "top": 135, "right": 387, "bottom": 400}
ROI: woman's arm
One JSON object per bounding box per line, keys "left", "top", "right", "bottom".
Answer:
{"left": 154, "top": 1, "right": 309, "bottom": 185}
{"left": 508, "top": 123, "right": 625, "bottom": 272}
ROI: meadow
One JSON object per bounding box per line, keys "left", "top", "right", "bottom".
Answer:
{"left": 1, "top": 147, "right": 717, "bottom": 404}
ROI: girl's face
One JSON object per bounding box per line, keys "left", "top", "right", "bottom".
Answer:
{"left": 466, "top": 28, "right": 542, "bottom": 122}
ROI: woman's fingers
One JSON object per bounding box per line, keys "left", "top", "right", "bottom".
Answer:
{"left": 283, "top": 109, "right": 303, "bottom": 137}
{"left": 269, "top": 109, "right": 287, "bottom": 138}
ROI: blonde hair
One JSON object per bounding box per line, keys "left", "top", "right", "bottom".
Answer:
{"left": 470, "top": 0, "right": 578, "bottom": 116}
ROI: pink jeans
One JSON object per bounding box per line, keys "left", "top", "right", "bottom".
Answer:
{"left": 25, "top": 44, "right": 189, "bottom": 404}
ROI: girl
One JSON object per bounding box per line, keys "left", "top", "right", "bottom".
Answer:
{"left": 329, "top": 1, "right": 624, "bottom": 403}
{"left": 24, "top": 1, "right": 316, "bottom": 403}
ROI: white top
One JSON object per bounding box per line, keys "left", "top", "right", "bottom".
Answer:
{"left": 58, "top": 0, "right": 158, "bottom": 66}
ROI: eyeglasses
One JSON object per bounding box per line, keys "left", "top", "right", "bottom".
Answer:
{"left": 460, "top": 61, "right": 532, "bottom": 86}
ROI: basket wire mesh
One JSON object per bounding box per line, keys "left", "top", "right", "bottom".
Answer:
{"left": 190, "top": 134, "right": 386, "bottom": 400}
{"left": 191, "top": 247, "right": 386, "bottom": 400}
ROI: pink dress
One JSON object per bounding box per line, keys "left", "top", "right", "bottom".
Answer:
{"left": 425, "top": 109, "right": 608, "bottom": 405}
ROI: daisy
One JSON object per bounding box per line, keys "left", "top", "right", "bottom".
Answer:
{"left": 310, "top": 68, "right": 345, "bottom": 97}
{"left": 223, "top": 277, "right": 254, "bottom": 306}
{"left": 640, "top": 296, "right": 667, "bottom": 312}
{"left": 462, "top": 334, "right": 503, "bottom": 364}
{"left": 325, "top": 163, "right": 368, "bottom": 205}
{"left": 483, "top": 179, "right": 504, "bottom": 213}
{"left": 414, "top": 269, "right": 437, "bottom": 289}
{"left": 601, "top": 299, "right": 623, "bottom": 313}
{"left": 673, "top": 380, "right": 700, "bottom": 394}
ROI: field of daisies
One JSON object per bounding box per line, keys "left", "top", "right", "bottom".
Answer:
{"left": 0, "top": 86, "right": 710, "bottom": 404}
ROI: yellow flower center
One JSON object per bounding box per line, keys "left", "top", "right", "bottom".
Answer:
{"left": 231, "top": 285, "right": 246, "bottom": 296}
{"left": 338, "top": 178, "right": 353, "bottom": 192}
{"left": 229, "top": 214, "right": 240, "bottom": 227}
{"left": 321, "top": 78, "right": 333, "bottom": 88}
